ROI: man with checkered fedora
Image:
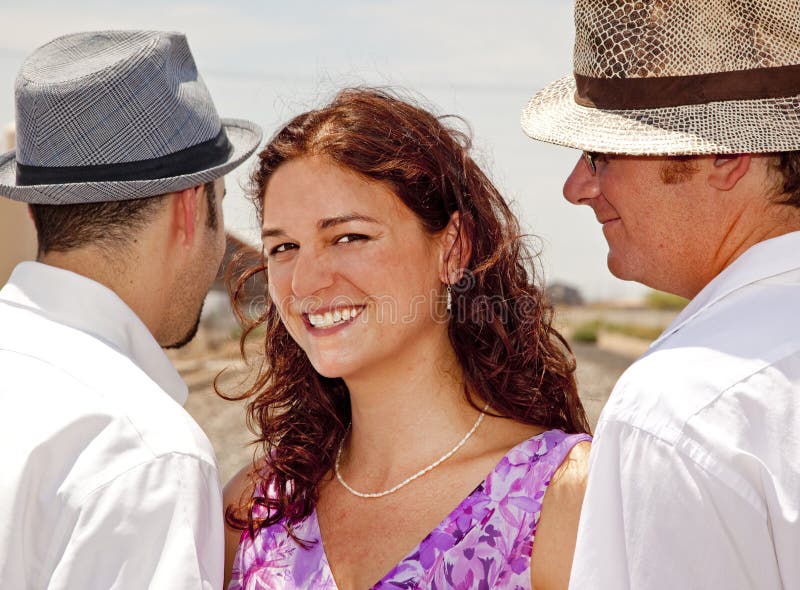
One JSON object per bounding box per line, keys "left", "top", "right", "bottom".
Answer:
{"left": 523, "top": 1, "right": 800, "bottom": 588}
{"left": 0, "top": 31, "right": 261, "bottom": 588}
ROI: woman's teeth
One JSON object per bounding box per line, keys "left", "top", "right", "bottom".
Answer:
{"left": 308, "top": 306, "right": 363, "bottom": 328}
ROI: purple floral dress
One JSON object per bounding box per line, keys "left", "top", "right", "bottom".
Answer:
{"left": 229, "top": 430, "right": 590, "bottom": 590}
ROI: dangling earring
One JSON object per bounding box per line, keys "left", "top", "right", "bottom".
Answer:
{"left": 446, "top": 284, "right": 453, "bottom": 313}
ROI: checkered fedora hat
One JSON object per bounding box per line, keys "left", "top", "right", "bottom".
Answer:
{"left": 0, "top": 30, "right": 262, "bottom": 204}
{"left": 522, "top": 0, "right": 800, "bottom": 155}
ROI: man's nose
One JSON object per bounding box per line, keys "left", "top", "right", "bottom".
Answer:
{"left": 563, "top": 156, "right": 600, "bottom": 206}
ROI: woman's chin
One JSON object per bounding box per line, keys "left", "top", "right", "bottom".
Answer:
{"left": 308, "top": 357, "right": 357, "bottom": 380}
{"left": 314, "top": 367, "right": 346, "bottom": 379}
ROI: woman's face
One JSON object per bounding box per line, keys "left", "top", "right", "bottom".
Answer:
{"left": 261, "top": 156, "right": 450, "bottom": 380}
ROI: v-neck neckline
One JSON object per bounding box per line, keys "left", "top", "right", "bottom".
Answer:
{"left": 311, "top": 429, "right": 554, "bottom": 590}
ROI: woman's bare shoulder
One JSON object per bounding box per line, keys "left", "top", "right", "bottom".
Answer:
{"left": 551, "top": 439, "right": 590, "bottom": 491}
{"left": 224, "top": 464, "right": 258, "bottom": 506}
{"left": 530, "top": 440, "right": 591, "bottom": 590}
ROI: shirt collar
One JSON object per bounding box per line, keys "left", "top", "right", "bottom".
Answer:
{"left": 652, "top": 231, "right": 800, "bottom": 348}
{"left": 0, "top": 261, "right": 188, "bottom": 405}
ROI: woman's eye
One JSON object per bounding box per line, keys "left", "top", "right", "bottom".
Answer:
{"left": 268, "top": 243, "right": 297, "bottom": 256}
{"left": 336, "top": 233, "right": 368, "bottom": 244}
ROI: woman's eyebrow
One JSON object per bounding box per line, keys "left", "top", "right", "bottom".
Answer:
{"left": 262, "top": 213, "right": 381, "bottom": 239}
{"left": 318, "top": 213, "right": 380, "bottom": 230}
{"left": 261, "top": 227, "right": 286, "bottom": 239}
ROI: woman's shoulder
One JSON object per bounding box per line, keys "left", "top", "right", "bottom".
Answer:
{"left": 529, "top": 437, "right": 590, "bottom": 590}
{"left": 224, "top": 454, "right": 282, "bottom": 505}
{"left": 480, "top": 422, "right": 590, "bottom": 501}
{"left": 495, "top": 428, "right": 590, "bottom": 523}
{"left": 549, "top": 436, "right": 590, "bottom": 491}
{"left": 536, "top": 429, "right": 591, "bottom": 489}
{"left": 478, "top": 415, "right": 589, "bottom": 466}
{"left": 224, "top": 464, "right": 259, "bottom": 507}
{"left": 498, "top": 424, "right": 590, "bottom": 466}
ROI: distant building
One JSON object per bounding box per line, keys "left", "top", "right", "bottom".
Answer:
{"left": 547, "top": 282, "right": 585, "bottom": 306}
{"left": 0, "top": 123, "right": 37, "bottom": 285}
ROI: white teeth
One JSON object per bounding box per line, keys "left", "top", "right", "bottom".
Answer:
{"left": 307, "top": 306, "right": 362, "bottom": 328}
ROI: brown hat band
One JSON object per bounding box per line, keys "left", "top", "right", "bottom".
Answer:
{"left": 574, "top": 64, "right": 800, "bottom": 110}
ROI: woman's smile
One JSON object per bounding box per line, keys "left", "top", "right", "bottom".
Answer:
{"left": 303, "top": 304, "right": 366, "bottom": 333}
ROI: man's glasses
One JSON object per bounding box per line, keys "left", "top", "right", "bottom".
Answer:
{"left": 582, "top": 151, "right": 601, "bottom": 175}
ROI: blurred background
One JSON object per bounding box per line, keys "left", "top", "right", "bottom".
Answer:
{"left": 0, "top": 0, "right": 687, "bottom": 481}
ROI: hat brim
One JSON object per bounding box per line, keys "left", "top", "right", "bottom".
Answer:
{"left": 521, "top": 75, "right": 800, "bottom": 156}
{"left": 0, "top": 118, "right": 262, "bottom": 204}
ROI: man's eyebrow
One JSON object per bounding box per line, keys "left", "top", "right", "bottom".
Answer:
{"left": 261, "top": 214, "right": 381, "bottom": 239}
{"left": 318, "top": 214, "right": 380, "bottom": 230}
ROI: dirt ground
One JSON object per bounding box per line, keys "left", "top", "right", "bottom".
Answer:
{"left": 171, "top": 328, "right": 632, "bottom": 484}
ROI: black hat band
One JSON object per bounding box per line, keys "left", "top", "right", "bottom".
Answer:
{"left": 16, "top": 129, "right": 233, "bottom": 186}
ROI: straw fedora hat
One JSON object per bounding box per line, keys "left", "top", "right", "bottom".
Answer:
{"left": 0, "top": 30, "right": 262, "bottom": 204}
{"left": 522, "top": 0, "right": 800, "bottom": 155}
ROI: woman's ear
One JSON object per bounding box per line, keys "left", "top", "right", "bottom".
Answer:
{"left": 708, "top": 154, "right": 751, "bottom": 191}
{"left": 438, "top": 211, "right": 472, "bottom": 285}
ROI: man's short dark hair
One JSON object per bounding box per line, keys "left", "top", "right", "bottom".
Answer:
{"left": 772, "top": 152, "right": 800, "bottom": 209}
{"left": 30, "top": 181, "right": 217, "bottom": 255}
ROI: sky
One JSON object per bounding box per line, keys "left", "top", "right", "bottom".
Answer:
{"left": 0, "top": 0, "right": 646, "bottom": 301}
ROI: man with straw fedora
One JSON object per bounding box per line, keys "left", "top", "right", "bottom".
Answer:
{"left": 0, "top": 31, "right": 261, "bottom": 588}
{"left": 523, "top": 1, "right": 800, "bottom": 588}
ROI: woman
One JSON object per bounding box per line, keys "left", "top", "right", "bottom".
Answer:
{"left": 223, "top": 88, "right": 591, "bottom": 590}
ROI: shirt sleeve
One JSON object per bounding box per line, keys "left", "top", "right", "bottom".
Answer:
{"left": 567, "top": 420, "right": 782, "bottom": 590}
{"left": 44, "top": 452, "right": 224, "bottom": 590}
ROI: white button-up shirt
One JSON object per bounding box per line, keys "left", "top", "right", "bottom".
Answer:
{"left": 0, "top": 262, "right": 223, "bottom": 589}
{"left": 569, "top": 232, "right": 800, "bottom": 590}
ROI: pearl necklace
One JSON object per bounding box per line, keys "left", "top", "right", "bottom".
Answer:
{"left": 334, "top": 404, "right": 490, "bottom": 499}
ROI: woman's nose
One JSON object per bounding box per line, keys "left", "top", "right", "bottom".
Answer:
{"left": 290, "top": 248, "right": 335, "bottom": 299}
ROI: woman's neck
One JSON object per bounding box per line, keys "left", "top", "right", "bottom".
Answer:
{"left": 339, "top": 335, "right": 484, "bottom": 488}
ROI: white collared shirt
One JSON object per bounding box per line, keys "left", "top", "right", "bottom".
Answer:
{"left": 0, "top": 262, "right": 223, "bottom": 589}
{"left": 568, "top": 232, "right": 800, "bottom": 590}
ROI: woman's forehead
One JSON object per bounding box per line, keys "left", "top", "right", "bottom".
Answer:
{"left": 261, "top": 156, "right": 411, "bottom": 227}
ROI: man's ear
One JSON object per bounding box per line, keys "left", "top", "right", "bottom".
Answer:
{"left": 438, "top": 211, "right": 472, "bottom": 285}
{"left": 708, "top": 154, "right": 751, "bottom": 191}
{"left": 172, "top": 185, "right": 202, "bottom": 247}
